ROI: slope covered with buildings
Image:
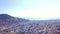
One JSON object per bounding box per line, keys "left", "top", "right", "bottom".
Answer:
{"left": 0, "top": 14, "right": 60, "bottom": 34}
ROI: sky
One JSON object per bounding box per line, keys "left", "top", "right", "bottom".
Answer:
{"left": 0, "top": 0, "right": 60, "bottom": 20}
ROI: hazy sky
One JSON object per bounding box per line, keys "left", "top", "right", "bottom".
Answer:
{"left": 0, "top": 0, "right": 60, "bottom": 20}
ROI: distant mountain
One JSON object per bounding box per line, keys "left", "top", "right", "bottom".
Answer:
{"left": 17, "top": 18, "right": 29, "bottom": 22}
{"left": 0, "top": 14, "right": 29, "bottom": 26}
{"left": 0, "top": 14, "right": 29, "bottom": 22}
{"left": 0, "top": 14, "right": 14, "bottom": 19}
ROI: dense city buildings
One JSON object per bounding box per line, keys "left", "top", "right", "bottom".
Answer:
{"left": 0, "top": 14, "right": 60, "bottom": 34}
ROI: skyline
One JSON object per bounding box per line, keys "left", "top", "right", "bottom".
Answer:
{"left": 0, "top": 0, "right": 60, "bottom": 20}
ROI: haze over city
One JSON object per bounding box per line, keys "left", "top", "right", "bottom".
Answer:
{"left": 0, "top": 0, "right": 60, "bottom": 20}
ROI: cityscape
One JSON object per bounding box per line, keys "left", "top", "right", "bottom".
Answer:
{"left": 0, "top": 14, "right": 60, "bottom": 34}
{"left": 0, "top": 0, "right": 60, "bottom": 34}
